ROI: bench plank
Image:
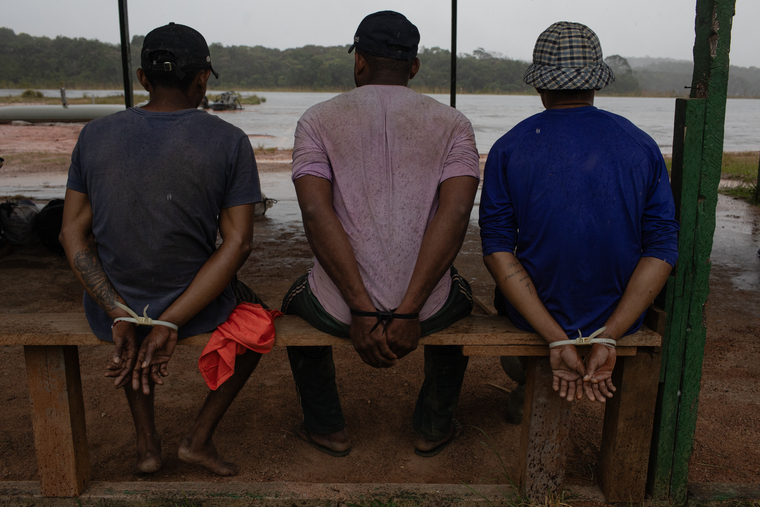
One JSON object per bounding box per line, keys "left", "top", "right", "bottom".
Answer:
{"left": 462, "top": 345, "right": 638, "bottom": 357}
{"left": 24, "top": 345, "right": 90, "bottom": 497}
{"left": 0, "top": 314, "right": 662, "bottom": 348}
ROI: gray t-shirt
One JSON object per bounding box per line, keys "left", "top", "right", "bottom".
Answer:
{"left": 67, "top": 107, "right": 261, "bottom": 341}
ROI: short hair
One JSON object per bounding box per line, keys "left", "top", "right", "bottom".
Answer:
{"left": 357, "top": 50, "right": 414, "bottom": 78}
{"left": 142, "top": 50, "right": 202, "bottom": 92}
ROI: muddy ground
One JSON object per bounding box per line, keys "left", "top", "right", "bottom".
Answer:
{"left": 0, "top": 124, "right": 758, "bottom": 497}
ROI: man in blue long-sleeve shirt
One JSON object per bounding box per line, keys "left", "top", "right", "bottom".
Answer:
{"left": 479, "top": 22, "right": 679, "bottom": 413}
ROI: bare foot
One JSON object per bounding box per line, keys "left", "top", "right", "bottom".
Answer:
{"left": 132, "top": 433, "right": 162, "bottom": 475}
{"left": 293, "top": 423, "right": 351, "bottom": 456}
{"left": 178, "top": 438, "right": 239, "bottom": 476}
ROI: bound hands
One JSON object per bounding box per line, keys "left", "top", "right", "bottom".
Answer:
{"left": 106, "top": 321, "right": 138, "bottom": 388}
{"left": 350, "top": 315, "right": 398, "bottom": 368}
{"left": 131, "top": 325, "right": 178, "bottom": 395}
{"left": 350, "top": 312, "right": 421, "bottom": 368}
{"left": 549, "top": 342, "right": 617, "bottom": 402}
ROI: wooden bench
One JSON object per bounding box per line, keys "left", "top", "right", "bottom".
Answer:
{"left": 0, "top": 312, "right": 664, "bottom": 502}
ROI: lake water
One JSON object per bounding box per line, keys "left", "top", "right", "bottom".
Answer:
{"left": 2, "top": 89, "right": 759, "bottom": 154}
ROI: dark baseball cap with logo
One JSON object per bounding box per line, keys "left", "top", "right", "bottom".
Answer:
{"left": 141, "top": 22, "right": 219, "bottom": 80}
{"left": 348, "top": 11, "right": 420, "bottom": 61}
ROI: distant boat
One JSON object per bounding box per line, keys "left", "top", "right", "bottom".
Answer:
{"left": 0, "top": 105, "right": 125, "bottom": 124}
{"left": 204, "top": 92, "right": 243, "bottom": 111}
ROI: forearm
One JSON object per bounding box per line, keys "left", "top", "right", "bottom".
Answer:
{"left": 397, "top": 197, "right": 471, "bottom": 314}
{"left": 484, "top": 251, "right": 566, "bottom": 344}
{"left": 157, "top": 238, "right": 252, "bottom": 327}
{"left": 61, "top": 226, "right": 128, "bottom": 319}
{"left": 302, "top": 209, "right": 374, "bottom": 312}
{"left": 601, "top": 256, "right": 672, "bottom": 340}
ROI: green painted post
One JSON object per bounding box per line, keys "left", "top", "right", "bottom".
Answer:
{"left": 648, "top": 0, "right": 736, "bottom": 503}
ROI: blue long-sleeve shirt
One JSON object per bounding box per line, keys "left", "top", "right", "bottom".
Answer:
{"left": 479, "top": 106, "right": 679, "bottom": 337}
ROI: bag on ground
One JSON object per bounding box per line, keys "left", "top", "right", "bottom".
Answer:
{"left": 0, "top": 200, "right": 40, "bottom": 246}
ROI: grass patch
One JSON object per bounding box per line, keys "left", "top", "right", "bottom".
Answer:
{"left": 721, "top": 151, "right": 760, "bottom": 183}
{"left": 0, "top": 92, "right": 148, "bottom": 105}
{"left": 719, "top": 183, "right": 760, "bottom": 204}
{"left": 239, "top": 94, "right": 266, "bottom": 105}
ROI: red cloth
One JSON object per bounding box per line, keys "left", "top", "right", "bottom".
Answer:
{"left": 199, "top": 303, "right": 283, "bottom": 390}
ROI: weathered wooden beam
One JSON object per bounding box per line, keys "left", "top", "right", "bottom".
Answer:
{"left": 649, "top": 97, "right": 705, "bottom": 498}
{"left": 0, "top": 313, "right": 661, "bottom": 348}
{"left": 518, "top": 357, "right": 571, "bottom": 502}
{"left": 23, "top": 345, "right": 90, "bottom": 497}
{"left": 599, "top": 348, "right": 662, "bottom": 502}
{"left": 649, "top": 1, "right": 736, "bottom": 503}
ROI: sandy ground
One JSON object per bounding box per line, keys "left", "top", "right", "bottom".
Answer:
{"left": 0, "top": 124, "right": 758, "bottom": 497}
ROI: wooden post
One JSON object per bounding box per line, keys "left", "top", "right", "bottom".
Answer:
{"left": 518, "top": 357, "right": 571, "bottom": 502}
{"left": 648, "top": 0, "right": 736, "bottom": 504}
{"left": 24, "top": 345, "right": 90, "bottom": 496}
{"left": 118, "top": 0, "right": 134, "bottom": 108}
{"left": 599, "top": 348, "right": 662, "bottom": 502}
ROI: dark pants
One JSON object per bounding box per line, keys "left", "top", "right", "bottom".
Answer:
{"left": 283, "top": 267, "right": 473, "bottom": 440}
{"left": 494, "top": 286, "right": 527, "bottom": 384}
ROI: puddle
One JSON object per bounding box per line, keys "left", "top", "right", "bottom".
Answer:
{"left": 712, "top": 194, "right": 760, "bottom": 292}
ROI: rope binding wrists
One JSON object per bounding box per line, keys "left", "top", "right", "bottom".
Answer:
{"left": 548, "top": 326, "right": 616, "bottom": 349}
{"left": 111, "top": 301, "right": 179, "bottom": 331}
{"left": 350, "top": 308, "right": 419, "bottom": 334}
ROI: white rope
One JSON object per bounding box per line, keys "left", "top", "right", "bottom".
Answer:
{"left": 112, "top": 301, "right": 178, "bottom": 331}
{"left": 548, "top": 326, "right": 615, "bottom": 349}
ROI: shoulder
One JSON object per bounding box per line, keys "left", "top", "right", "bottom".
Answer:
{"left": 595, "top": 108, "right": 661, "bottom": 158}
{"left": 491, "top": 111, "right": 545, "bottom": 153}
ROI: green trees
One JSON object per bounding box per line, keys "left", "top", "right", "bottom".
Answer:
{"left": 1, "top": 29, "right": 758, "bottom": 97}
{"left": 600, "top": 55, "right": 641, "bottom": 95}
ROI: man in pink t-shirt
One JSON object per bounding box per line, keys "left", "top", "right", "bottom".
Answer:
{"left": 281, "top": 11, "right": 480, "bottom": 458}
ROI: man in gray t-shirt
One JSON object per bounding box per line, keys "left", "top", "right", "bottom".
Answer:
{"left": 61, "top": 23, "right": 261, "bottom": 476}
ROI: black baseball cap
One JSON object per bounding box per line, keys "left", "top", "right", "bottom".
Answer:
{"left": 141, "top": 23, "right": 219, "bottom": 80}
{"left": 348, "top": 11, "right": 420, "bottom": 61}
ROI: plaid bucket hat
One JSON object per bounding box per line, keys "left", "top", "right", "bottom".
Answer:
{"left": 523, "top": 22, "right": 614, "bottom": 91}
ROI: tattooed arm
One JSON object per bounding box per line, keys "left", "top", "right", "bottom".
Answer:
{"left": 483, "top": 251, "right": 587, "bottom": 402}
{"left": 60, "top": 188, "right": 137, "bottom": 387}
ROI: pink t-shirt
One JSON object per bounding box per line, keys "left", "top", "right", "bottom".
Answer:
{"left": 292, "top": 85, "right": 480, "bottom": 324}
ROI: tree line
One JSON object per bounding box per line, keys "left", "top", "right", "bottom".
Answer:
{"left": 1, "top": 28, "right": 758, "bottom": 97}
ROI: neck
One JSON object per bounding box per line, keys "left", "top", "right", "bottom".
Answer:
{"left": 142, "top": 89, "right": 198, "bottom": 112}
{"left": 540, "top": 90, "right": 595, "bottom": 110}
{"left": 361, "top": 75, "right": 409, "bottom": 87}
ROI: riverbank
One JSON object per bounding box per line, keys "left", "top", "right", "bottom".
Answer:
{"left": 1, "top": 124, "right": 756, "bottom": 204}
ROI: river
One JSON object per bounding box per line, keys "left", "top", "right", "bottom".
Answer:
{"left": 2, "top": 89, "right": 758, "bottom": 154}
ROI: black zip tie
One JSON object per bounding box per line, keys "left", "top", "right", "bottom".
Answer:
{"left": 350, "top": 308, "right": 419, "bottom": 334}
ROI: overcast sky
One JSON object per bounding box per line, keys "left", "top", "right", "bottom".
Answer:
{"left": 3, "top": 0, "right": 759, "bottom": 68}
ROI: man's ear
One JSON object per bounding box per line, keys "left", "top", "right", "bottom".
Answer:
{"left": 196, "top": 69, "right": 211, "bottom": 91}
{"left": 354, "top": 52, "right": 368, "bottom": 79}
{"left": 409, "top": 57, "right": 421, "bottom": 81}
{"left": 136, "top": 68, "right": 152, "bottom": 93}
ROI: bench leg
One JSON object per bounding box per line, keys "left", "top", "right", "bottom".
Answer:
{"left": 24, "top": 345, "right": 90, "bottom": 496}
{"left": 599, "top": 347, "right": 662, "bottom": 502}
{"left": 518, "top": 357, "right": 572, "bottom": 502}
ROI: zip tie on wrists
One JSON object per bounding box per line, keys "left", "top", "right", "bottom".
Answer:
{"left": 548, "top": 326, "right": 615, "bottom": 349}
{"left": 111, "top": 301, "right": 179, "bottom": 331}
{"left": 350, "top": 308, "right": 419, "bottom": 335}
